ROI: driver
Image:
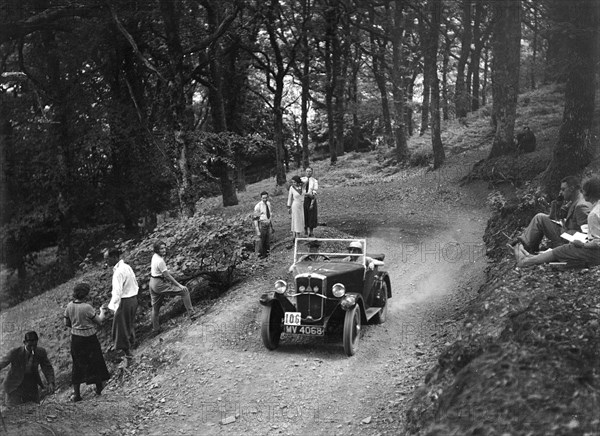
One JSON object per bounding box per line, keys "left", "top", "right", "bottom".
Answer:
{"left": 343, "top": 241, "right": 383, "bottom": 270}
{"left": 288, "top": 241, "right": 323, "bottom": 272}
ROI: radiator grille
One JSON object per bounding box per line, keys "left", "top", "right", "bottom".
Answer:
{"left": 295, "top": 275, "right": 325, "bottom": 321}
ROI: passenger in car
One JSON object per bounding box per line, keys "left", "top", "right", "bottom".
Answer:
{"left": 342, "top": 241, "right": 383, "bottom": 270}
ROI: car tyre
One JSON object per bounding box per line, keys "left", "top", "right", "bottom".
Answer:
{"left": 261, "top": 304, "right": 283, "bottom": 350}
{"left": 343, "top": 305, "right": 361, "bottom": 356}
{"left": 372, "top": 280, "right": 389, "bottom": 324}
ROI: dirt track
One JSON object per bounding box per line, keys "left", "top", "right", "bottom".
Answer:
{"left": 2, "top": 148, "right": 491, "bottom": 435}
{"left": 125, "top": 149, "right": 490, "bottom": 436}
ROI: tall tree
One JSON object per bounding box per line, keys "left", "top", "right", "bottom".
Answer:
{"left": 323, "top": 0, "right": 341, "bottom": 164}
{"left": 418, "top": 13, "right": 430, "bottom": 135}
{"left": 388, "top": 0, "right": 409, "bottom": 161}
{"left": 455, "top": 0, "right": 472, "bottom": 118}
{"left": 541, "top": 0, "right": 599, "bottom": 192}
{"left": 253, "top": 0, "right": 299, "bottom": 185}
{"left": 300, "top": 0, "right": 313, "bottom": 168}
{"left": 367, "top": 4, "right": 394, "bottom": 147}
{"left": 487, "top": 0, "right": 521, "bottom": 158}
{"left": 425, "top": 0, "right": 444, "bottom": 168}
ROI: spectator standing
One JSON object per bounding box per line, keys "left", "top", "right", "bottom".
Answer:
{"left": 287, "top": 175, "right": 305, "bottom": 241}
{"left": 301, "top": 167, "right": 319, "bottom": 237}
{"left": 105, "top": 248, "right": 139, "bottom": 364}
{"left": 149, "top": 241, "right": 197, "bottom": 333}
{"left": 64, "top": 283, "right": 110, "bottom": 402}
{"left": 253, "top": 191, "right": 274, "bottom": 259}
{"left": 0, "top": 331, "right": 55, "bottom": 406}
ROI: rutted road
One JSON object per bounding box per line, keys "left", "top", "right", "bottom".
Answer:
{"left": 126, "top": 150, "right": 490, "bottom": 436}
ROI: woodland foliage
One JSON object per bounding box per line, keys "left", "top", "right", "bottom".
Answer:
{"left": 0, "top": 0, "right": 597, "bottom": 291}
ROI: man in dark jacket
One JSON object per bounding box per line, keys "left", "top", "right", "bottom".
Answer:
{"left": 511, "top": 176, "right": 591, "bottom": 253}
{"left": 0, "top": 331, "right": 55, "bottom": 406}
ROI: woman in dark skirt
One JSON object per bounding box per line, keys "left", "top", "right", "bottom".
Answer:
{"left": 64, "top": 282, "right": 110, "bottom": 402}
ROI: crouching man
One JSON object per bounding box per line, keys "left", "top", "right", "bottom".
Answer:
{"left": 0, "top": 331, "right": 55, "bottom": 406}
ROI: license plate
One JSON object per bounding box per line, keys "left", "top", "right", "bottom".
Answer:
{"left": 284, "top": 325, "right": 324, "bottom": 336}
{"left": 284, "top": 312, "right": 301, "bottom": 326}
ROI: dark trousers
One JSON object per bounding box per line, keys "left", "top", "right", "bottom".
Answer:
{"left": 5, "top": 375, "right": 38, "bottom": 405}
{"left": 519, "top": 213, "right": 567, "bottom": 252}
{"left": 303, "top": 196, "right": 318, "bottom": 231}
{"left": 112, "top": 295, "right": 138, "bottom": 353}
{"left": 258, "top": 221, "right": 272, "bottom": 257}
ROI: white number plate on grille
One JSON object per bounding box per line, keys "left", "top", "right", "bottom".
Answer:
{"left": 284, "top": 312, "right": 301, "bottom": 326}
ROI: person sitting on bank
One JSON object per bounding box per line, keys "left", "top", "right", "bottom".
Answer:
{"left": 343, "top": 241, "right": 383, "bottom": 270}
{"left": 513, "top": 177, "right": 600, "bottom": 267}
{"left": 509, "top": 176, "right": 591, "bottom": 253}
{"left": 0, "top": 331, "right": 55, "bottom": 406}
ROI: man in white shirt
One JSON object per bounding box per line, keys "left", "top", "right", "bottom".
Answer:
{"left": 253, "top": 191, "right": 274, "bottom": 259}
{"left": 105, "top": 248, "right": 139, "bottom": 364}
{"left": 301, "top": 167, "right": 319, "bottom": 237}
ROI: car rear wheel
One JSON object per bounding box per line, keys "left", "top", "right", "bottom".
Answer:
{"left": 261, "top": 304, "right": 283, "bottom": 350}
{"left": 372, "top": 281, "right": 389, "bottom": 324}
{"left": 343, "top": 305, "right": 361, "bottom": 356}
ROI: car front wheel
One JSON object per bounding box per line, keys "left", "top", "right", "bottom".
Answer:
{"left": 343, "top": 305, "right": 361, "bottom": 356}
{"left": 261, "top": 304, "right": 283, "bottom": 350}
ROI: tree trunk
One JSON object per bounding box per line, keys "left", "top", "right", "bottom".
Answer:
{"left": 324, "top": 0, "right": 339, "bottom": 164}
{"left": 426, "top": 0, "right": 444, "bottom": 168}
{"left": 349, "top": 52, "right": 360, "bottom": 151}
{"left": 204, "top": 3, "right": 238, "bottom": 206}
{"left": 442, "top": 35, "right": 450, "bottom": 120}
{"left": 301, "top": 0, "right": 311, "bottom": 169}
{"left": 482, "top": 47, "right": 489, "bottom": 107}
{"left": 455, "top": 0, "right": 472, "bottom": 119}
{"left": 543, "top": 0, "right": 569, "bottom": 84}
{"left": 406, "top": 74, "right": 416, "bottom": 137}
{"left": 541, "top": 0, "right": 598, "bottom": 193}
{"left": 470, "top": 0, "right": 485, "bottom": 111}
{"left": 42, "top": 18, "right": 74, "bottom": 274}
{"left": 389, "top": 1, "right": 409, "bottom": 161}
{"left": 159, "top": 0, "right": 197, "bottom": 216}
{"left": 370, "top": 27, "right": 393, "bottom": 147}
{"left": 530, "top": 2, "right": 538, "bottom": 90}
{"left": 265, "top": 0, "right": 289, "bottom": 186}
{"left": 334, "top": 8, "right": 351, "bottom": 157}
{"left": 488, "top": 0, "right": 521, "bottom": 158}
{"left": 419, "top": 13, "right": 430, "bottom": 135}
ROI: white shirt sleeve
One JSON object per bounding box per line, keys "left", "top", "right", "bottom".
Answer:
{"left": 108, "top": 268, "right": 123, "bottom": 311}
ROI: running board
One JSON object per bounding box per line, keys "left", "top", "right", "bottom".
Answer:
{"left": 364, "top": 307, "right": 381, "bottom": 321}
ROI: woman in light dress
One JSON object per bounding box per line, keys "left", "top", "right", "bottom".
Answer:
{"left": 287, "top": 175, "right": 305, "bottom": 240}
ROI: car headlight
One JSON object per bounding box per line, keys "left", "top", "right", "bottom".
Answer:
{"left": 332, "top": 283, "right": 345, "bottom": 297}
{"left": 274, "top": 280, "right": 287, "bottom": 294}
{"left": 340, "top": 294, "right": 356, "bottom": 310}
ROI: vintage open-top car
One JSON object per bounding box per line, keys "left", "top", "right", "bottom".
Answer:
{"left": 259, "top": 238, "right": 392, "bottom": 356}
